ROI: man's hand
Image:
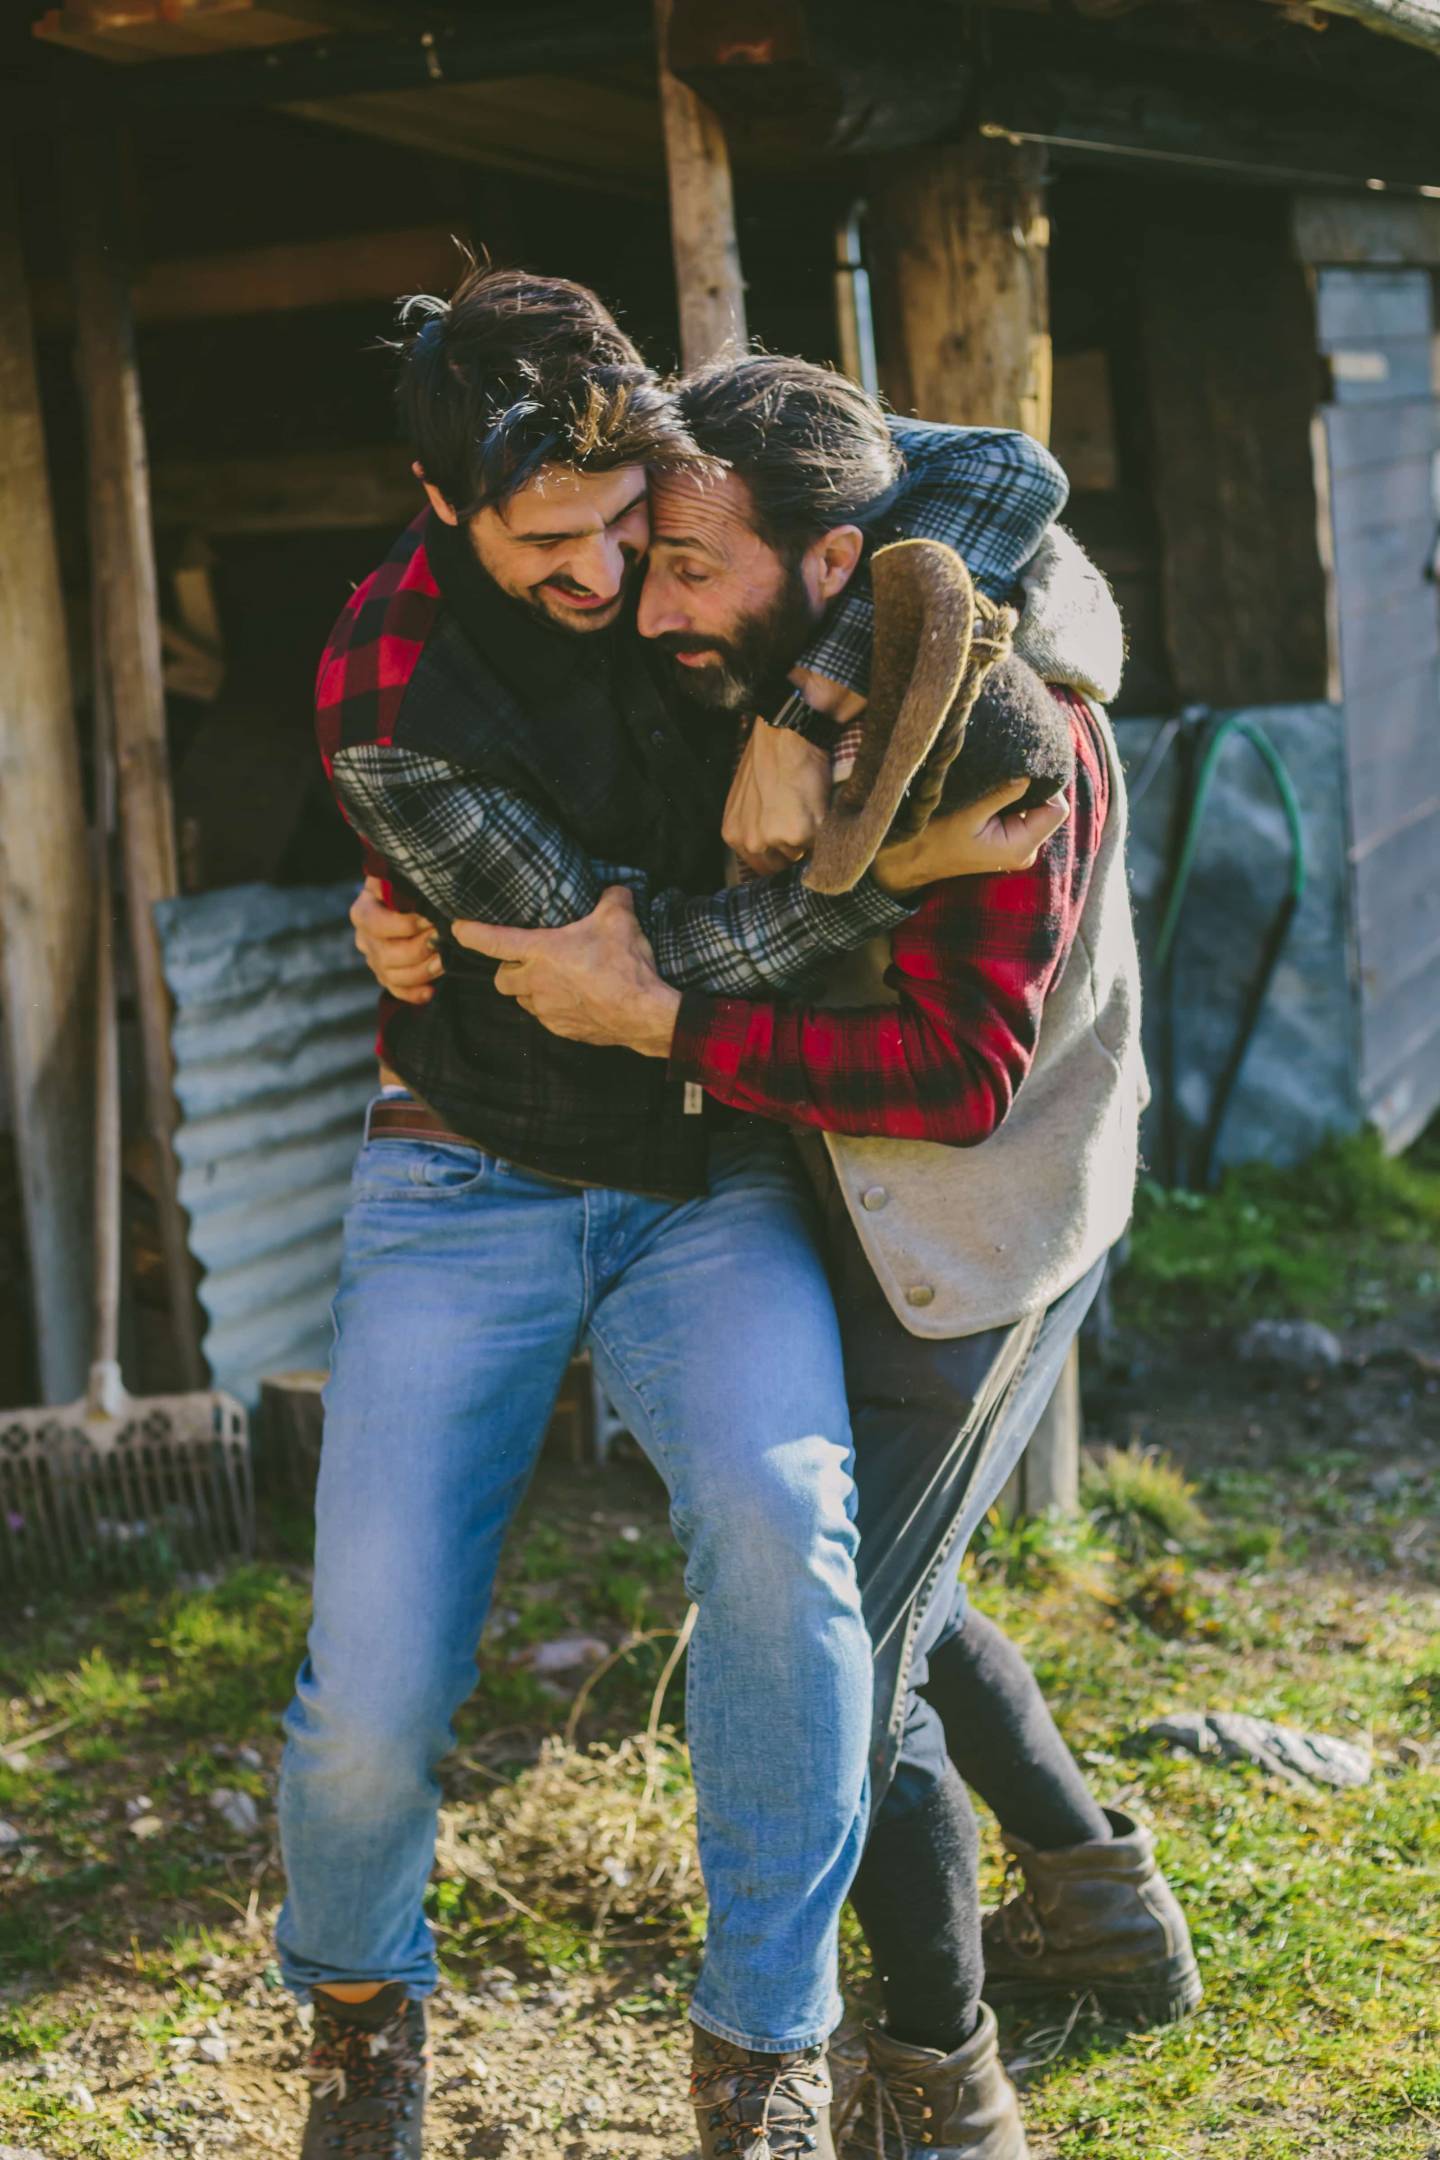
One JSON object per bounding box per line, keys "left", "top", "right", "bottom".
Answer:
{"left": 722, "top": 720, "right": 833, "bottom": 876}
{"left": 874, "top": 780, "right": 1070, "bottom": 896}
{"left": 450, "top": 886, "right": 682, "bottom": 1057}
{"left": 787, "top": 665, "right": 866, "bottom": 726}
{"left": 351, "top": 875, "right": 442, "bottom": 1004}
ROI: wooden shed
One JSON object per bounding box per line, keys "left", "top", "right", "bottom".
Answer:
{"left": 2, "top": 0, "right": 1439, "bottom": 1409}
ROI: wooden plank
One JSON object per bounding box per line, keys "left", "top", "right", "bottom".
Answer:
{"left": 1323, "top": 396, "right": 1437, "bottom": 474}
{"left": 1331, "top": 511, "right": 1436, "bottom": 597}
{"left": 1351, "top": 782, "right": 1440, "bottom": 867}
{"left": 1337, "top": 583, "right": 1439, "bottom": 692}
{"left": 34, "top": 7, "right": 657, "bottom": 103}
{"left": 1327, "top": 334, "right": 1435, "bottom": 405}
{"left": 1345, "top": 665, "right": 1440, "bottom": 852}
{"left": 33, "top": 224, "right": 469, "bottom": 332}
{"left": 1137, "top": 191, "right": 1330, "bottom": 706}
{"left": 1328, "top": 454, "right": 1434, "bottom": 539}
{"left": 1315, "top": 267, "right": 1433, "bottom": 348}
{"left": 1025, "top": 1341, "right": 1081, "bottom": 1515}
{"left": 285, "top": 77, "right": 665, "bottom": 196}
{"left": 1353, "top": 803, "right": 1440, "bottom": 963}
{"left": 153, "top": 444, "right": 419, "bottom": 532}
{"left": 1051, "top": 347, "right": 1118, "bottom": 491}
{"left": 866, "top": 132, "right": 1051, "bottom": 439}
{"left": 67, "top": 118, "right": 205, "bottom": 1390}
{"left": 1360, "top": 946, "right": 1440, "bottom": 1094}
{"left": 1295, "top": 191, "right": 1440, "bottom": 269}
{"left": 1362, "top": 1003, "right": 1440, "bottom": 1152}
{"left": 0, "top": 157, "right": 94, "bottom": 1402}
{"left": 1271, "top": 0, "right": 1440, "bottom": 61}
{"left": 654, "top": 0, "right": 746, "bottom": 367}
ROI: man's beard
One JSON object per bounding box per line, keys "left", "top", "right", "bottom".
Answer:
{"left": 652, "top": 566, "right": 820, "bottom": 712}
{"left": 520, "top": 566, "right": 631, "bottom": 633}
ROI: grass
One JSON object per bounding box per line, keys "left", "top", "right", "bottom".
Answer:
{"left": 1122, "top": 1123, "right": 1440, "bottom": 1333}
{"left": 1, "top": 1125, "right": 1437, "bottom": 2156}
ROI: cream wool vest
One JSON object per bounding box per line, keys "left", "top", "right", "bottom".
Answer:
{"left": 816, "top": 705, "right": 1147, "bottom": 1340}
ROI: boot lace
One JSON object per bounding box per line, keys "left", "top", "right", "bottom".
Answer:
{"left": 835, "top": 2059, "right": 933, "bottom": 2156}
{"left": 692, "top": 2047, "right": 833, "bottom": 2158}
{"left": 991, "top": 1852, "right": 1046, "bottom": 1960}
{"left": 306, "top": 2002, "right": 426, "bottom": 2158}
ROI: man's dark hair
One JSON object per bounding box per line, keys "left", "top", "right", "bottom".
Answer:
{"left": 675, "top": 354, "right": 904, "bottom": 557}
{"left": 396, "top": 263, "right": 698, "bottom": 519}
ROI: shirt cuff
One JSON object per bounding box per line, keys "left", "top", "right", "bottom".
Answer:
{"left": 669, "top": 997, "right": 742, "bottom": 1097}
{"left": 763, "top": 691, "right": 839, "bottom": 749}
{"left": 807, "top": 867, "right": 915, "bottom": 942}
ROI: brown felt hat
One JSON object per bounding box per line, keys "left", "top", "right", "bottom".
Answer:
{"left": 804, "top": 539, "right": 1017, "bottom": 896}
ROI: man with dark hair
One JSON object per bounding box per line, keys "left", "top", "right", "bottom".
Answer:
{"left": 381, "top": 350, "right": 1196, "bottom": 2157}
{"left": 287, "top": 264, "right": 1078, "bottom": 2160}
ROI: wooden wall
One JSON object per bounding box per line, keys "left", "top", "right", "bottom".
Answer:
{"left": 1137, "top": 187, "right": 1332, "bottom": 711}
{"left": 1314, "top": 264, "right": 1440, "bottom": 1147}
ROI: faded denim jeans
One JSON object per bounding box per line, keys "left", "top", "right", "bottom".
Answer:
{"left": 276, "top": 1107, "right": 870, "bottom": 2051}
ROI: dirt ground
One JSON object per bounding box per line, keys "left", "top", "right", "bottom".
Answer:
{"left": 3, "top": 1258, "right": 1438, "bottom": 2159}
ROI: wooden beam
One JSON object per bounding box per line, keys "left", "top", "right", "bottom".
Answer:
{"left": 654, "top": 0, "right": 746, "bottom": 368}
{"left": 1294, "top": 190, "right": 1440, "bottom": 266}
{"left": 33, "top": 224, "right": 468, "bottom": 333}
{"left": 152, "top": 444, "right": 418, "bottom": 532}
{"left": 866, "top": 131, "right": 1052, "bottom": 439}
{"left": 67, "top": 117, "right": 206, "bottom": 1389}
{"left": 34, "top": 6, "right": 656, "bottom": 106}
{"left": 0, "top": 157, "right": 95, "bottom": 1403}
{"left": 1259, "top": 0, "right": 1440, "bottom": 58}
{"left": 283, "top": 79, "right": 664, "bottom": 196}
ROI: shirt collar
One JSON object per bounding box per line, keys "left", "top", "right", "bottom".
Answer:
{"left": 425, "top": 508, "right": 615, "bottom": 694}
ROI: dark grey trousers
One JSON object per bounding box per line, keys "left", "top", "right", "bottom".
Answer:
{"left": 818, "top": 1175, "right": 1106, "bottom": 1816}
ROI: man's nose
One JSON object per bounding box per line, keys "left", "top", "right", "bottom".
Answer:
{"left": 569, "top": 532, "right": 630, "bottom": 601}
{"left": 636, "top": 568, "right": 687, "bottom": 640}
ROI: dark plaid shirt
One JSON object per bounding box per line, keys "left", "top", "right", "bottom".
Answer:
{"left": 318, "top": 420, "right": 1068, "bottom": 991}
{"left": 668, "top": 692, "right": 1109, "bottom": 1145}
{"left": 316, "top": 420, "right": 1069, "bottom": 1191}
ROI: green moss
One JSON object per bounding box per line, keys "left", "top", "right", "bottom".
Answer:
{"left": 1121, "top": 1124, "right": 1440, "bottom": 1331}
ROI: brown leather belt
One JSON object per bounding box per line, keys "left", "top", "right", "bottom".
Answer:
{"left": 368, "top": 1098, "right": 483, "bottom": 1153}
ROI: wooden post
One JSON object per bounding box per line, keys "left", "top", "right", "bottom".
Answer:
{"left": 866, "top": 131, "right": 1051, "bottom": 437}
{"left": 66, "top": 116, "right": 205, "bottom": 1388}
{"left": 0, "top": 157, "right": 94, "bottom": 1402}
{"left": 654, "top": 0, "right": 747, "bottom": 368}
{"left": 868, "top": 127, "right": 1077, "bottom": 1513}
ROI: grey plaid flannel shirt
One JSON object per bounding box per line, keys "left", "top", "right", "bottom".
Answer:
{"left": 329, "top": 419, "right": 1067, "bottom": 996}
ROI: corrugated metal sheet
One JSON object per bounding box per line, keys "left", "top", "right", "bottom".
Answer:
{"left": 155, "top": 881, "right": 375, "bottom": 1405}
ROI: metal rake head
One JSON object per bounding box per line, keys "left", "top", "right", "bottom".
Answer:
{"left": 0, "top": 1383, "right": 254, "bottom": 1590}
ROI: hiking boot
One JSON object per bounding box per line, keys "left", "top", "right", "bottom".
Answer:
{"left": 691, "top": 2023, "right": 837, "bottom": 2159}
{"left": 300, "top": 1984, "right": 427, "bottom": 2158}
{"left": 982, "top": 1807, "right": 1202, "bottom": 2026}
{"left": 836, "top": 2005, "right": 1028, "bottom": 2158}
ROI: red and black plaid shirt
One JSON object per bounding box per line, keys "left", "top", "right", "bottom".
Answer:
{"left": 668, "top": 689, "right": 1109, "bottom": 1147}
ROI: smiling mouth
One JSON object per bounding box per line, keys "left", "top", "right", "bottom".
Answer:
{"left": 545, "top": 585, "right": 615, "bottom": 611}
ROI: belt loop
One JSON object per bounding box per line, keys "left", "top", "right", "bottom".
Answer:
{"left": 364, "top": 1087, "right": 412, "bottom": 1144}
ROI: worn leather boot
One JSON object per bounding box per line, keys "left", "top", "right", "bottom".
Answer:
{"left": 692, "top": 2023, "right": 837, "bottom": 2159}
{"left": 983, "top": 1807, "right": 1202, "bottom": 2026}
{"left": 299, "top": 1984, "right": 427, "bottom": 2158}
{"left": 836, "top": 2004, "right": 1028, "bottom": 2158}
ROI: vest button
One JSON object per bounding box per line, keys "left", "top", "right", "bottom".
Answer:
{"left": 905, "top": 1284, "right": 935, "bottom": 1308}
{"left": 861, "top": 1185, "right": 888, "bottom": 1211}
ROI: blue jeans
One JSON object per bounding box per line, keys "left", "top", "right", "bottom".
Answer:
{"left": 276, "top": 1110, "right": 869, "bottom": 2052}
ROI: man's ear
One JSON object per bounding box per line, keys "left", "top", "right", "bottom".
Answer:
{"left": 804, "top": 523, "right": 865, "bottom": 607}
{"left": 415, "top": 466, "right": 460, "bottom": 527}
